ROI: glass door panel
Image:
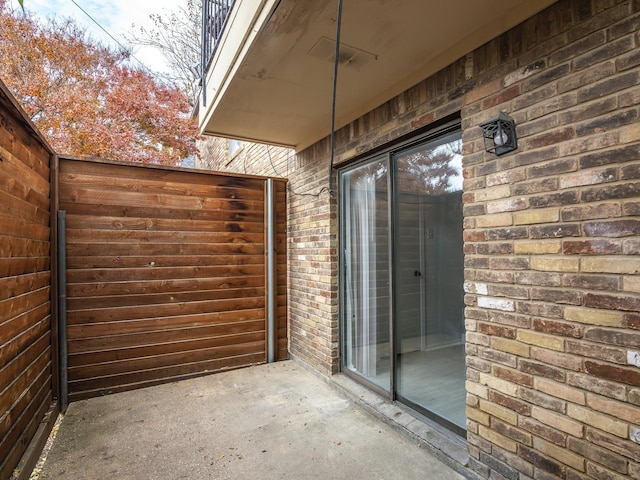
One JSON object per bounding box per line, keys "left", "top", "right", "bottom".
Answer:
{"left": 340, "top": 123, "right": 466, "bottom": 433}
{"left": 393, "top": 133, "right": 466, "bottom": 431}
{"left": 342, "top": 158, "right": 391, "bottom": 392}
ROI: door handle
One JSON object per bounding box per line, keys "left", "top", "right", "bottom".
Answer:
{"left": 414, "top": 270, "right": 422, "bottom": 277}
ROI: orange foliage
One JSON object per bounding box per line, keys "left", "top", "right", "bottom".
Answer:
{"left": 0, "top": 0, "right": 200, "bottom": 165}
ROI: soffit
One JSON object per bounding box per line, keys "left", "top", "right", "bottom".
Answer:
{"left": 200, "top": 0, "right": 557, "bottom": 151}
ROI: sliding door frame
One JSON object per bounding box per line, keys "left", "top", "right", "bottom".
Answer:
{"left": 338, "top": 115, "right": 465, "bottom": 433}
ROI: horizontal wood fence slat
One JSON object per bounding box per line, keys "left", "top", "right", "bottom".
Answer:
{"left": 66, "top": 308, "right": 266, "bottom": 338}
{"left": 59, "top": 158, "right": 287, "bottom": 400}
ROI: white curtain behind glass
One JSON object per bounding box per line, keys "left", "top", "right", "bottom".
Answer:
{"left": 345, "top": 173, "right": 378, "bottom": 376}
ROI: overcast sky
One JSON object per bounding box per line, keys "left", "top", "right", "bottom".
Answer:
{"left": 21, "top": 0, "right": 179, "bottom": 73}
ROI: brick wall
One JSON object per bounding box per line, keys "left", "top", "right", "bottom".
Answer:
{"left": 203, "top": 0, "right": 640, "bottom": 477}
{"left": 197, "top": 136, "right": 228, "bottom": 170}
{"left": 461, "top": 1, "right": 640, "bottom": 478}
{"left": 287, "top": 139, "right": 338, "bottom": 373}
{"left": 197, "top": 136, "right": 292, "bottom": 178}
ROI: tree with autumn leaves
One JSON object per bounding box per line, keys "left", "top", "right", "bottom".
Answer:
{"left": 0, "top": 0, "right": 199, "bottom": 165}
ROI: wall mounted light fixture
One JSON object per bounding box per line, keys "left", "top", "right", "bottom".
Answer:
{"left": 479, "top": 112, "right": 518, "bottom": 156}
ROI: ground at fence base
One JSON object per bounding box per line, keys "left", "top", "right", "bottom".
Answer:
{"left": 34, "top": 360, "right": 465, "bottom": 479}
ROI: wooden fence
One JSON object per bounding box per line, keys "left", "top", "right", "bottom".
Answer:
{"left": 1, "top": 76, "right": 288, "bottom": 478}
{"left": 0, "top": 82, "right": 57, "bottom": 480}
{"left": 58, "top": 158, "right": 287, "bottom": 401}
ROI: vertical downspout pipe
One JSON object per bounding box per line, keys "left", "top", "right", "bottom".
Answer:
{"left": 266, "top": 179, "right": 276, "bottom": 363}
{"left": 57, "top": 211, "right": 68, "bottom": 411}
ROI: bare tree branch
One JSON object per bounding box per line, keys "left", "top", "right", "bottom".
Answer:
{"left": 126, "top": 0, "right": 201, "bottom": 108}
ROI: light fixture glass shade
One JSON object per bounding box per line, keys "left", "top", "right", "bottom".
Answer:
{"left": 479, "top": 112, "right": 517, "bottom": 156}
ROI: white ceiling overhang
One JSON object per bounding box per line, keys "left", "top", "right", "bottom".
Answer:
{"left": 200, "top": 0, "right": 557, "bottom": 151}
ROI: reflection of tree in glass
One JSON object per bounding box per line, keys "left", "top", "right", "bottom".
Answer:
{"left": 397, "top": 140, "right": 462, "bottom": 195}
{"left": 345, "top": 140, "right": 462, "bottom": 195}
{"left": 348, "top": 160, "right": 388, "bottom": 189}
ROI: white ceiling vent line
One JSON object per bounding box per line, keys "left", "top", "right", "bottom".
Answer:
{"left": 307, "top": 36, "right": 377, "bottom": 70}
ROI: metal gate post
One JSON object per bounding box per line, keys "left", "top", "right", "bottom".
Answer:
{"left": 266, "top": 179, "right": 276, "bottom": 363}
{"left": 57, "top": 211, "right": 68, "bottom": 410}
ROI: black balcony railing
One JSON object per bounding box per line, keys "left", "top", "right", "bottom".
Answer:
{"left": 201, "top": 0, "right": 235, "bottom": 106}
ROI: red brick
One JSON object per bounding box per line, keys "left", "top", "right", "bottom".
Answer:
{"left": 562, "top": 239, "right": 622, "bottom": 255}
{"left": 489, "top": 390, "right": 530, "bottom": 416}
{"left": 464, "top": 230, "right": 487, "bottom": 241}
{"left": 410, "top": 112, "right": 435, "bottom": 130}
{"left": 494, "top": 365, "right": 534, "bottom": 388}
{"left": 626, "top": 313, "right": 640, "bottom": 330}
{"left": 533, "top": 319, "right": 582, "bottom": 338}
{"left": 584, "top": 292, "right": 640, "bottom": 312}
{"left": 584, "top": 360, "right": 640, "bottom": 387}
{"left": 479, "top": 323, "right": 517, "bottom": 339}
{"left": 519, "top": 359, "right": 565, "bottom": 381}
{"left": 491, "top": 417, "right": 532, "bottom": 445}
{"left": 481, "top": 85, "right": 521, "bottom": 109}
{"left": 518, "top": 444, "right": 566, "bottom": 478}
{"left": 525, "top": 127, "right": 575, "bottom": 150}
{"left": 519, "top": 417, "right": 566, "bottom": 446}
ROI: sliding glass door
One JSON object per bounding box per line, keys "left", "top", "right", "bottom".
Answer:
{"left": 341, "top": 123, "right": 466, "bottom": 432}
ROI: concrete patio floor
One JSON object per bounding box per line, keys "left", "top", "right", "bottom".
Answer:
{"left": 36, "top": 361, "right": 467, "bottom": 479}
